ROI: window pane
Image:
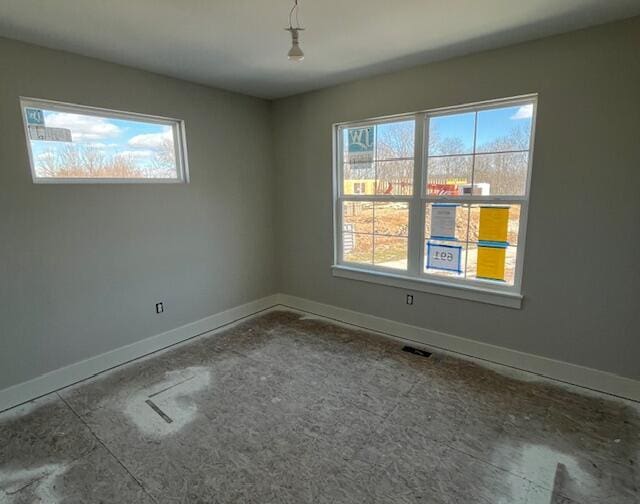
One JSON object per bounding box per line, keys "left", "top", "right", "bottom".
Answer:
{"left": 343, "top": 233, "right": 373, "bottom": 265}
{"left": 376, "top": 160, "right": 413, "bottom": 195}
{"left": 476, "top": 104, "right": 532, "bottom": 154}
{"left": 465, "top": 204, "right": 519, "bottom": 285}
{"left": 374, "top": 236, "right": 408, "bottom": 270}
{"left": 342, "top": 119, "right": 415, "bottom": 196}
{"left": 22, "top": 100, "right": 183, "bottom": 181}
{"left": 424, "top": 204, "right": 521, "bottom": 284}
{"left": 425, "top": 203, "right": 469, "bottom": 242}
{"left": 342, "top": 201, "right": 373, "bottom": 234}
{"left": 426, "top": 156, "right": 473, "bottom": 195}
{"left": 473, "top": 152, "right": 528, "bottom": 196}
{"left": 428, "top": 112, "right": 475, "bottom": 156}
{"left": 465, "top": 244, "right": 517, "bottom": 285}
{"left": 376, "top": 120, "right": 415, "bottom": 160}
{"left": 468, "top": 204, "right": 521, "bottom": 246}
{"left": 374, "top": 202, "right": 408, "bottom": 236}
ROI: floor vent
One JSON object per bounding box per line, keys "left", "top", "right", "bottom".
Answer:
{"left": 402, "top": 346, "right": 432, "bottom": 358}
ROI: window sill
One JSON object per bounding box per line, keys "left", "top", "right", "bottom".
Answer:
{"left": 331, "top": 265, "right": 523, "bottom": 309}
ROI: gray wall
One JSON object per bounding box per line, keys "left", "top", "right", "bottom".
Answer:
{"left": 2, "top": 17, "right": 639, "bottom": 393}
{"left": 0, "top": 38, "right": 277, "bottom": 390}
{"left": 272, "top": 17, "right": 640, "bottom": 380}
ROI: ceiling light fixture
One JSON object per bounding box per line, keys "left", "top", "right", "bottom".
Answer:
{"left": 285, "top": 0, "right": 304, "bottom": 62}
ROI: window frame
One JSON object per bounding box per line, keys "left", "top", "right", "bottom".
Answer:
{"left": 20, "top": 97, "right": 190, "bottom": 184}
{"left": 335, "top": 113, "right": 418, "bottom": 276}
{"left": 332, "top": 94, "right": 538, "bottom": 308}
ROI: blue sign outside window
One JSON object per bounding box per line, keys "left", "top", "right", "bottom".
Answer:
{"left": 26, "top": 108, "right": 45, "bottom": 126}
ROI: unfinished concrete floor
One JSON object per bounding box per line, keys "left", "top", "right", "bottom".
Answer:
{"left": 1, "top": 310, "right": 639, "bottom": 503}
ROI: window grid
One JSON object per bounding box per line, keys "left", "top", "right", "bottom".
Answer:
{"left": 335, "top": 95, "right": 536, "bottom": 294}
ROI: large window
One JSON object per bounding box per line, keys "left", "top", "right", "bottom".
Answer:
{"left": 333, "top": 96, "right": 537, "bottom": 307}
{"left": 21, "top": 98, "right": 188, "bottom": 183}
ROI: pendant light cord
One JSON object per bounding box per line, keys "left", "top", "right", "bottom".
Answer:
{"left": 288, "top": 0, "right": 301, "bottom": 30}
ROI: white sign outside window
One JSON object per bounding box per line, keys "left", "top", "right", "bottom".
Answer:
{"left": 28, "top": 125, "right": 73, "bottom": 142}
{"left": 431, "top": 204, "right": 457, "bottom": 240}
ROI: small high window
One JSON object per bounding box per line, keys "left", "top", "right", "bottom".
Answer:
{"left": 20, "top": 98, "right": 189, "bottom": 183}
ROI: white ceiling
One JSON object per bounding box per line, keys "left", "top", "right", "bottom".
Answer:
{"left": 1, "top": 1, "right": 639, "bottom": 99}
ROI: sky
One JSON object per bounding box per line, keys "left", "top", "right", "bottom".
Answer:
{"left": 27, "top": 108, "right": 175, "bottom": 170}
{"left": 428, "top": 103, "right": 533, "bottom": 155}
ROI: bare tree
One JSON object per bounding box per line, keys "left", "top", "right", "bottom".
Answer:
{"left": 473, "top": 125, "right": 530, "bottom": 194}
{"left": 35, "top": 144, "right": 142, "bottom": 178}
{"left": 150, "top": 138, "right": 177, "bottom": 178}
{"left": 427, "top": 124, "right": 530, "bottom": 195}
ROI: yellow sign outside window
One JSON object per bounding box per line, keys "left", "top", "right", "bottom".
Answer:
{"left": 477, "top": 245, "right": 506, "bottom": 281}
{"left": 478, "top": 206, "right": 510, "bottom": 243}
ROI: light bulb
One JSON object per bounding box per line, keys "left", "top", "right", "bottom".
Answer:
{"left": 287, "top": 28, "right": 304, "bottom": 62}
{"left": 288, "top": 43, "right": 304, "bottom": 62}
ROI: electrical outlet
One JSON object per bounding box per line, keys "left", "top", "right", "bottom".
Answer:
{"left": 155, "top": 302, "right": 164, "bottom": 314}
{"left": 406, "top": 294, "right": 414, "bottom": 305}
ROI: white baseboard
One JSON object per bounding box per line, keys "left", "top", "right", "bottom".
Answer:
{"left": 2, "top": 292, "right": 637, "bottom": 413}
{"left": 275, "top": 294, "right": 640, "bottom": 403}
{"left": 0, "top": 295, "right": 280, "bottom": 412}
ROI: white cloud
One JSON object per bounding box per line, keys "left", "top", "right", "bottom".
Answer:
{"left": 85, "top": 142, "right": 117, "bottom": 149}
{"left": 45, "top": 112, "right": 121, "bottom": 141}
{"left": 511, "top": 104, "right": 533, "bottom": 120}
{"left": 128, "top": 127, "right": 172, "bottom": 149}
